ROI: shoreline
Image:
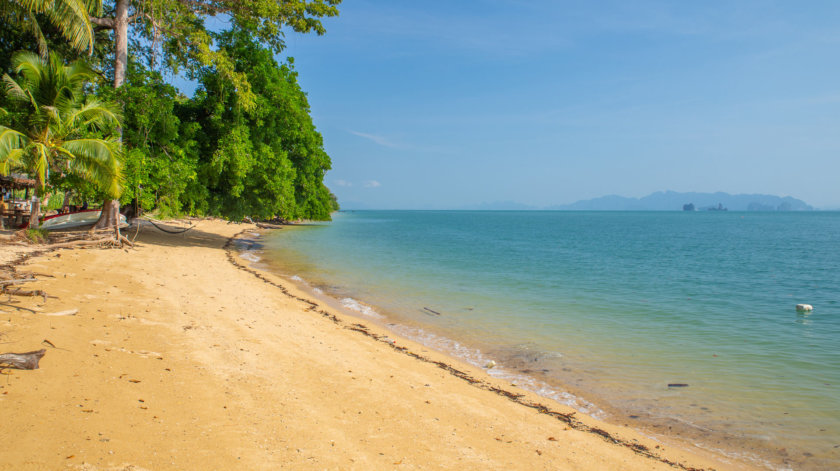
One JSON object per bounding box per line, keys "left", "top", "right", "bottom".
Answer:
{"left": 1, "top": 220, "right": 754, "bottom": 470}
{"left": 242, "top": 229, "right": 794, "bottom": 471}
{"left": 238, "top": 225, "right": 771, "bottom": 471}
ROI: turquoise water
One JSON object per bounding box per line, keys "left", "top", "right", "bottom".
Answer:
{"left": 255, "top": 211, "right": 840, "bottom": 470}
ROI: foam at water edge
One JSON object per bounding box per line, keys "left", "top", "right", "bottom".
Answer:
{"left": 291, "top": 275, "right": 304, "bottom": 282}
{"left": 341, "top": 297, "right": 385, "bottom": 319}
{"left": 388, "top": 324, "right": 604, "bottom": 419}
{"left": 690, "top": 441, "right": 784, "bottom": 471}
{"left": 240, "top": 251, "right": 261, "bottom": 263}
{"left": 313, "top": 287, "right": 324, "bottom": 294}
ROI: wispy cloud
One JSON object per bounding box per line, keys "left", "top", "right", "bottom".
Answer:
{"left": 350, "top": 130, "right": 398, "bottom": 148}
{"left": 334, "top": 179, "right": 353, "bottom": 187}
{"left": 364, "top": 180, "right": 381, "bottom": 188}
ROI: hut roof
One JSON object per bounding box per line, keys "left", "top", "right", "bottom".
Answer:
{"left": 0, "top": 173, "right": 37, "bottom": 190}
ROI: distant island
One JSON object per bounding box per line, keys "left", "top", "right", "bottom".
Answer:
{"left": 346, "top": 191, "right": 815, "bottom": 211}
{"left": 549, "top": 191, "right": 812, "bottom": 211}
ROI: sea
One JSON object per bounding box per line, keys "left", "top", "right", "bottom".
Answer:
{"left": 240, "top": 211, "right": 839, "bottom": 470}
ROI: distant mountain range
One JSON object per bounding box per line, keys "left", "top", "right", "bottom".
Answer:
{"left": 549, "top": 191, "right": 812, "bottom": 211}
{"left": 341, "top": 191, "right": 814, "bottom": 211}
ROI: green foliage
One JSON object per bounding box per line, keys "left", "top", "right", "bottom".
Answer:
{"left": 92, "top": 0, "right": 341, "bottom": 110}
{"left": 0, "top": 0, "right": 100, "bottom": 57}
{"left": 182, "top": 29, "right": 334, "bottom": 221}
{"left": 0, "top": 51, "right": 122, "bottom": 201}
{"left": 0, "top": 1, "right": 341, "bottom": 223}
{"left": 329, "top": 191, "right": 339, "bottom": 212}
{"left": 104, "top": 61, "right": 197, "bottom": 216}
{"left": 24, "top": 227, "right": 49, "bottom": 243}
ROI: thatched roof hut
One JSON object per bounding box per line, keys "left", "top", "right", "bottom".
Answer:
{"left": 0, "top": 174, "right": 37, "bottom": 191}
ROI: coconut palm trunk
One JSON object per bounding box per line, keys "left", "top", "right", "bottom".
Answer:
{"left": 28, "top": 195, "right": 40, "bottom": 227}
{"left": 92, "top": 0, "right": 128, "bottom": 233}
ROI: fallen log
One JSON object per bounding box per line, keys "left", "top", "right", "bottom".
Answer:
{"left": 0, "top": 349, "right": 46, "bottom": 369}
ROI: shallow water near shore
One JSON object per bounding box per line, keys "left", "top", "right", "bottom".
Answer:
{"left": 256, "top": 210, "right": 840, "bottom": 470}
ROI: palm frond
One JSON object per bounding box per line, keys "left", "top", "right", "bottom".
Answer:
{"left": 2, "top": 73, "right": 32, "bottom": 106}
{"left": 11, "top": 51, "right": 47, "bottom": 92}
{"left": 65, "top": 60, "right": 94, "bottom": 88}
{"left": 41, "top": 105, "right": 62, "bottom": 126}
{"left": 0, "top": 148, "right": 26, "bottom": 175}
{"left": 45, "top": 0, "right": 96, "bottom": 54}
{"left": 59, "top": 138, "right": 123, "bottom": 197}
{"left": 4, "top": 0, "right": 100, "bottom": 55}
{"left": 27, "top": 10, "right": 50, "bottom": 58}
{"left": 66, "top": 98, "right": 122, "bottom": 132}
{"left": 0, "top": 126, "right": 29, "bottom": 175}
{"left": 31, "top": 142, "right": 49, "bottom": 187}
{"left": 0, "top": 126, "right": 28, "bottom": 156}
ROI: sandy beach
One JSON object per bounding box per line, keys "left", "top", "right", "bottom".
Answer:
{"left": 0, "top": 220, "right": 756, "bottom": 470}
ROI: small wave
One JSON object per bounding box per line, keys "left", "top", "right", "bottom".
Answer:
{"left": 239, "top": 251, "right": 261, "bottom": 263}
{"left": 340, "top": 297, "right": 384, "bottom": 319}
{"left": 388, "top": 324, "right": 603, "bottom": 418}
{"left": 313, "top": 287, "right": 323, "bottom": 294}
{"left": 291, "top": 275, "right": 304, "bottom": 282}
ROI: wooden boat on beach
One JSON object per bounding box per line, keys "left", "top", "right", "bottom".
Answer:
{"left": 37, "top": 210, "right": 128, "bottom": 231}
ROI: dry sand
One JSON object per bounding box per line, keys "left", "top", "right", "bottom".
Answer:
{"left": 0, "top": 220, "right": 759, "bottom": 470}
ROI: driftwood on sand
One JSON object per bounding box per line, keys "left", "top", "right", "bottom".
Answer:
{"left": 43, "top": 308, "right": 78, "bottom": 317}
{"left": 0, "top": 278, "right": 36, "bottom": 287}
{"left": 2, "top": 287, "right": 52, "bottom": 303}
{"left": 0, "top": 349, "right": 46, "bottom": 369}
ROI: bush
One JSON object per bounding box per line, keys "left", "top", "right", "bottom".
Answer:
{"left": 22, "top": 228, "right": 49, "bottom": 244}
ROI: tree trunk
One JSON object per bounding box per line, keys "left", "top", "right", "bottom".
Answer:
{"left": 62, "top": 190, "right": 71, "bottom": 212}
{"left": 28, "top": 195, "right": 40, "bottom": 228}
{"left": 112, "top": 0, "right": 129, "bottom": 89}
{"left": 94, "top": 0, "right": 128, "bottom": 232}
{"left": 93, "top": 199, "right": 121, "bottom": 234}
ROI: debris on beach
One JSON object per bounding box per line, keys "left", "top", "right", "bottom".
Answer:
{"left": 423, "top": 307, "right": 442, "bottom": 316}
{"left": 44, "top": 308, "right": 78, "bottom": 317}
{"left": 0, "top": 349, "right": 46, "bottom": 370}
{"left": 667, "top": 383, "right": 689, "bottom": 388}
{"left": 485, "top": 360, "right": 496, "bottom": 369}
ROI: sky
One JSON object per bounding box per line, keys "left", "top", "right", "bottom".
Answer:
{"left": 273, "top": 0, "right": 840, "bottom": 209}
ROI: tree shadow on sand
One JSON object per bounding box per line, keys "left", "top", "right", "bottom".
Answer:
{"left": 125, "top": 220, "right": 257, "bottom": 250}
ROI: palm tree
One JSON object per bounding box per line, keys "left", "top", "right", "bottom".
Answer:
{"left": 0, "top": 51, "right": 122, "bottom": 227}
{"left": 0, "top": 0, "right": 100, "bottom": 56}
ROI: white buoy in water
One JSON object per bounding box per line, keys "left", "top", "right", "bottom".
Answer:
{"left": 795, "top": 304, "right": 813, "bottom": 312}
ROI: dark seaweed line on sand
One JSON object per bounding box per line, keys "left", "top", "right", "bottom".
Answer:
{"left": 1, "top": 247, "right": 55, "bottom": 273}
{"left": 224, "top": 230, "right": 711, "bottom": 471}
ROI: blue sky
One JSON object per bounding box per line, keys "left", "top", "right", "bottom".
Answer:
{"left": 275, "top": 0, "right": 840, "bottom": 209}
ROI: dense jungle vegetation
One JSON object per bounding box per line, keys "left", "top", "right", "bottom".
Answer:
{"left": 0, "top": 0, "right": 341, "bottom": 226}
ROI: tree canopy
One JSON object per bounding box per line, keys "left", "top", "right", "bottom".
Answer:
{"left": 0, "top": 51, "right": 122, "bottom": 224}
{"left": 182, "top": 30, "right": 334, "bottom": 220}
{"left": 0, "top": 0, "right": 341, "bottom": 224}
